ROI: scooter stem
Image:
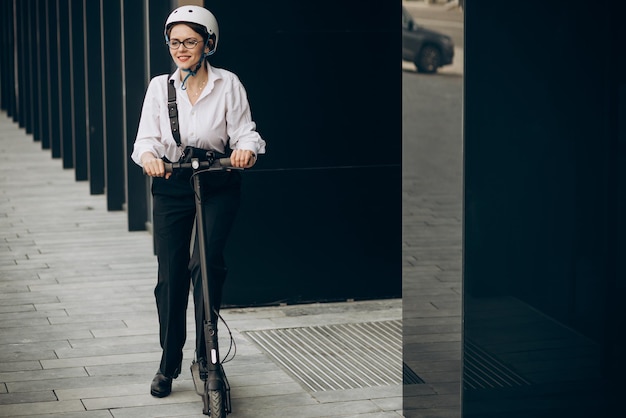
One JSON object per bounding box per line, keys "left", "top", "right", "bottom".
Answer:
{"left": 191, "top": 158, "right": 221, "bottom": 368}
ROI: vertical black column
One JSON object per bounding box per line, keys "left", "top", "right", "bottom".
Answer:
{"left": 84, "top": 0, "right": 105, "bottom": 195}
{"left": 139, "top": 0, "right": 173, "bottom": 236}
{"left": 34, "top": 0, "right": 49, "bottom": 146}
{"left": 23, "top": 0, "right": 36, "bottom": 136}
{"left": 70, "top": 0, "right": 87, "bottom": 181}
{"left": 149, "top": 0, "right": 173, "bottom": 77}
{"left": 124, "top": 0, "right": 149, "bottom": 230}
{"left": 15, "top": 0, "right": 26, "bottom": 127}
{"left": 47, "top": 0, "right": 61, "bottom": 159}
{"left": 0, "top": 0, "right": 17, "bottom": 117}
{"left": 37, "top": 1, "right": 50, "bottom": 150}
{"left": 101, "top": 0, "right": 126, "bottom": 210}
{"left": 57, "top": 0, "right": 74, "bottom": 168}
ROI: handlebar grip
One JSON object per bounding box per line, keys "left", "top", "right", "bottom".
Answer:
{"left": 215, "top": 158, "right": 233, "bottom": 168}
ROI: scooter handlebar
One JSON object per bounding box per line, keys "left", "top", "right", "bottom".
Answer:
{"left": 143, "top": 157, "right": 236, "bottom": 175}
{"left": 163, "top": 158, "right": 234, "bottom": 173}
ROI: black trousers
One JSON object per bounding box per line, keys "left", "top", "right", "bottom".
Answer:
{"left": 151, "top": 170, "right": 240, "bottom": 378}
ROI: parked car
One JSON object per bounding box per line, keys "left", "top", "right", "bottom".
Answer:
{"left": 402, "top": 6, "right": 454, "bottom": 73}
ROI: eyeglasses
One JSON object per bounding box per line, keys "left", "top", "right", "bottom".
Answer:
{"left": 167, "top": 38, "right": 200, "bottom": 50}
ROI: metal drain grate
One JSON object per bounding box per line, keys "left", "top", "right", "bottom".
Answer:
{"left": 245, "top": 320, "right": 402, "bottom": 392}
{"left": 464, "top": 338, "right": 532, "bottom": 390}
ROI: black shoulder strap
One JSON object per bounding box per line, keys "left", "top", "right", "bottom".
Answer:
{"left": 167, "top": 78, "right": 181, "bottom": 147}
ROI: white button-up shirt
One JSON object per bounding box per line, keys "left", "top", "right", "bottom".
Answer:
{"left": 132, "top": 63, "right": 266, "bottom": 165}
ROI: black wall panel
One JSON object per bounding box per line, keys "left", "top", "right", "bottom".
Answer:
{"left": 463, "top": 0, "right": 626, "bottom": 416}
{"left": 189, "top": 0, "right": 402, "bottom": 306}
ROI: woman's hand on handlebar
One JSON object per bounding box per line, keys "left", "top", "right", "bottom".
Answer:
{"left": 141, "top": 153, "right": 171, "bottom": 179}
{"left": 230, "top": 149, "right": 256, "bottom": 168}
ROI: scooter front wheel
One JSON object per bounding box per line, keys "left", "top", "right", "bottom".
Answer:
{"left": 209, "top": 389, "right": 226, "bottom": 418}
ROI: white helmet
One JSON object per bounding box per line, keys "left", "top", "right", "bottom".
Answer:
{"left": 164, "top": 5, "right": 219, "bottom": 54}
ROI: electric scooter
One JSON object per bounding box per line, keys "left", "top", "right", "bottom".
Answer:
{"left": 163, "top": 155, "right": 239, "bottom": 417}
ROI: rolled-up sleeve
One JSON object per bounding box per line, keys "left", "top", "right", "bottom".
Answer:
{"left": 225, "top": 76, "right": 266, "bottom": 156}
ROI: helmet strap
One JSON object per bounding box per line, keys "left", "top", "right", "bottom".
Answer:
{"left": 180, "top": 39, "right": 212, "bottom": 90}
{"left": 180, "top": 55, "right": 206, "bottom": 90}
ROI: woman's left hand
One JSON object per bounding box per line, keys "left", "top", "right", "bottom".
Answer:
{"left": 230, "top": 149, "right": 256, "bottom": 168}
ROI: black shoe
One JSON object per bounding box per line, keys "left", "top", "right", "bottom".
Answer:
{"left": 150, "top": 373, "right": 172, "bottom": 398}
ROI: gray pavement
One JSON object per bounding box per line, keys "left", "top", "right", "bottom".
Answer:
{"left": 0, "top": 112, "right": 403, "bottom": 417}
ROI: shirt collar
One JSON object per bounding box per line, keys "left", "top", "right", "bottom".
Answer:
{"left": 168, "top": 62, "right": 222, "bottom": 91}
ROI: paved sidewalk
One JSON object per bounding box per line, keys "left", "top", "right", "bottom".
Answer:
{"left": 0, "top": 111, "right": 402, "bottom": 418}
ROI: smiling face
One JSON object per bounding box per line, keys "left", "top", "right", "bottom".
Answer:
{"left": 168, "top": 23, "right": 211, "bottom": 70}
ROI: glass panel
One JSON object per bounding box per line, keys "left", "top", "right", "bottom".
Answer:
{"left": 402, "top": 1, "right": 464, "bottom": 416}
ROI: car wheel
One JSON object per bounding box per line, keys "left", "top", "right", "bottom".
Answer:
{"left": 415, "top": 45, "right": 441, "bottom": 74}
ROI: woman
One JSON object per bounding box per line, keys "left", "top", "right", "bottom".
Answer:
{"left": 131, "top": 5, "right": 266, "bottom": 398}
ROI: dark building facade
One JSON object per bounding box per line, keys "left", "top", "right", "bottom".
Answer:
{"left": 0, "top": 0, "right": 401, "bottom": 307}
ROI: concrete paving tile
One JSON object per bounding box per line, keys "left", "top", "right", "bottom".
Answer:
{"left": 56, "top": 383, "right": 153, "bottom": 401}
{"left": 227, "top": 370, "right": 296, "bottom": 387}
{"left": 41, "top": 352, "right": 162, "bottom": 370}
{"left": 49, "top": 312, "right": 154, "bottom": 326}
{"left": 402, "top": 407, "right": 460, "bottom": 418}
{"left": 0, "top": 309, "right": 68, "bottom": 321}
{"left": 232, "top": 392, "right": 320, "bottom": 411}
{"left": 109, "top": 401, "right": 205, "bottom": 418}
{"left": 82, "top": 389, "right": 199, "bottom": 410}
{"left": 54, "top": 343, "right": 162, "bottom": 359}
{"left": 6, "top": 374, "right": 152, "bottom": 393}
{"left": 0, "top": 390, "right": 57, "bottom": 405}
{"left": 0, "top": 284, "right": 29, "bottom": 293}
{"left": 67, "top": 334, "right": 156, "bottom": 349}
{"left": 0, "top": 360, "right": 42, "bottom": 372}
{"left": 405, "top": 360, "right": 461, "bottom": 374}
{"left": 230, "top": 381, "right": 305, "bottom": 399}
{"left": 313, "top": 386, "right": 402, "bottom": 404}
{"left": 241, "top": 399, "right": 384, "bottom": 417}
{"left": 90, "top": 328, "right": 156, "bottom": 338}
{"left": 0, "top": 399, "right": 86, "bottom": 417}
{"left": 403, "top": 342, "right": 461, "bottom": 354}
{"left": 417, "top": 371, "right": 462, "bottom": 384}
{"left": 219, "top": 361, "right": 284, "bottom": 378}
{"left": 0, "top": 367, "right": 88, "bottom": 383}
{"left": 0, "top": 317, "right": 52, "bottom": 328}
{"left": 0, "top": 325, "right": 116, "bottom": 344}
{"left": 0, "top": 304, "right": 35, "bottom": 314}
{"left": 84, "top": 361, "right": 160, "bottom": 378}
{"left": 27, "top": 411, "right": 116, "bottom": 418}
{"left": 28, "top": 279, "right": 155, "bottom": 293}
{"left": 372, "top": 396, "right": 404, "bottom": 412}
{"left": 0, "top": 293, "right": 59, "bottom": 306}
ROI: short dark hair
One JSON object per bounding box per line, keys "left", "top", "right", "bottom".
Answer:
{"left": 166, "top": 22, "right": 209, "bottom": 44}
